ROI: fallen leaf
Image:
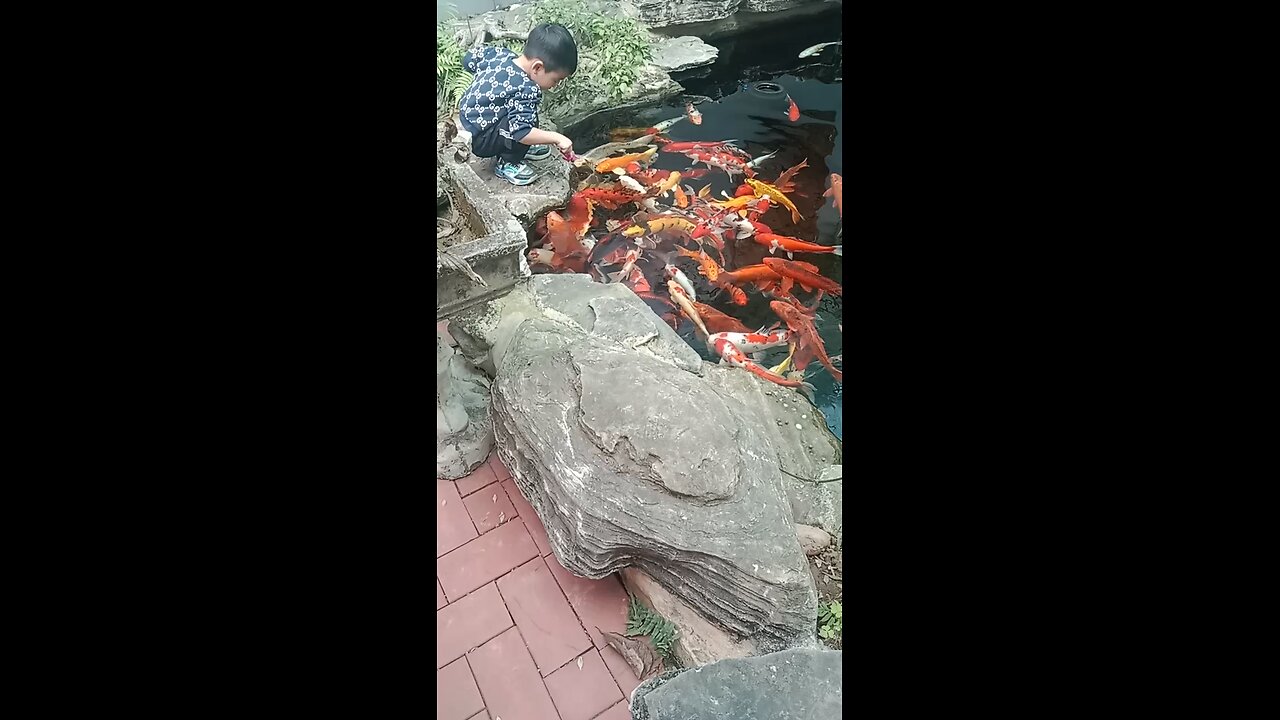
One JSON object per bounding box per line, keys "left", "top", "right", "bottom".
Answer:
{"left": 498, "top": 511, "right": 506, "bottom": 523}
{"left": 492, "top": 493, "right": 497, "bottom": 503}
{"left": 577, "top": 656, "right": 583, "bottom": 669}
{"left": 598, "top": 627, "right": 663, "bottom": 680}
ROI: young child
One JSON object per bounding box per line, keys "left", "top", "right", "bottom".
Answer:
{"left": 458, "top": 23, "right": 577, "bottom": 186}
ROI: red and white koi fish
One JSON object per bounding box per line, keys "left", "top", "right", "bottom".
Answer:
{"left": 606, "top": 248, "right": 642, "bottom": 282}
{"left": 711, "top": 337, "right": 815, "bottom": 391}
{"left": 706, "top": 329, "right": 791, "bottom": 354}
{"left": 785, "top": 94, "right": 800, "bottom": 122}
{"left": 686, "top": 101, "right": 703, "bottom": 125}
{"left": 658, "top": 252, "right": 697, "bottom": 301}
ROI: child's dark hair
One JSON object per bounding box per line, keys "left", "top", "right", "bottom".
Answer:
{"left": 523, "top": 23, "right": 577, "bottom": 75}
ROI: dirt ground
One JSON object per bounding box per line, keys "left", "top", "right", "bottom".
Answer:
{"left": 808, "top": 543, "right": 842, "bottom": 651}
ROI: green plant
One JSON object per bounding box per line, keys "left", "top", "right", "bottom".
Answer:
{"left": 494, "top": 37, "right": 524, "bottom": 55}
{"left": 531, "top": 0, "right": 652, "bottom": 101}
{"left": 626, "top": 595, "right": 679, "bottom": 665}
{"left": 437, "top": 23, "right": 470, "bottom": 117}
{"left": 818, "top": 600, "right": 842, "bottom": 641}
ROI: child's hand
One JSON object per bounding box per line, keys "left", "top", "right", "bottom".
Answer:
{"left": 554, "top": 134, "right": 573, "bottom": 154}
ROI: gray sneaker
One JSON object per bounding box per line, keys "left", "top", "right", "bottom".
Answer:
{"left": 495, "top": 159, "right": 537, "bottom": 186}
{"left": 525, "top": 145, "right": 552, "bottom": 160}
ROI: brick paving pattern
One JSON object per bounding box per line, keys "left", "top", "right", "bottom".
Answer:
{"left": 438, "top": 450, "right": 641, "bottom": 720}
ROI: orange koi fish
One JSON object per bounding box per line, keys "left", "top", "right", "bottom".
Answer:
{"left": 770, "top": 300, "right": 841, "bottom": 383}
{"left": 719, "top": 263, "right": 783, "bottom": 286}
{"left": 754, "top": 233, "right": 842, "bottom": 259}
{"left": 773, "top": 158, "right": 809, "bottom": 193}
{"left": 595, "top": 147, "right": 657, "bottom": 174}
{"left": 785, "top": 94, "right": 800, "bottom": 122}
{"left": 762, "top": 257, "right": 843, "bottom": 296}
{"left": 673, "top": 184, "right": 688, "bottom": 208}
{"left": 675, "top": 245, "right": 723, "bottom": 282}
{"left": 692, "top": 301, "right": 752, "bottom": 334}
{"left": 823, "top": 173, "right": 843, "bottom": 217}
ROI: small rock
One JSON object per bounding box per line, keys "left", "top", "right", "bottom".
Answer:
{"left": 796, "top": 524, "right": 832, "bottom": 556}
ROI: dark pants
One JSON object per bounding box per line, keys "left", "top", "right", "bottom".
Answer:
{"left": 468, "top": 108, "right": 529, "bottom": 164}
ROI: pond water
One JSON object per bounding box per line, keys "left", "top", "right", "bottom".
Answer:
{"left": 562, "top": 20, "right": 844, "bottom": 439}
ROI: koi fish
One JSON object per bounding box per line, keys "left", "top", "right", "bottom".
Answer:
{"left": 785, "top": 94, "right": 800, "bottom": 122}
{"left": 673, "top": 184, "right": 688, "bottom": 208}
{"left": 655, "top": 250, "right": 697, "bottom": 300}
{"left": 723, "top": 284, "right": 748, "bottom": 305}
{"left": 528, "top": 247, "right": 562, "bottom": 268}
{"left": 686, "top": 101, "right": 702, "bottom": 125}
{"left": 798, "top": 41, "right": 840, "bottom": 58}
{"left": 575, "top": 186, "right": 642, "bottom": 210}
{"left": 823, "top": 173, "right": 843, "bottom": 217}
{"left": 692, "top": 301, "right": 752, "bottom": 334}
{"left": 711, "top": 337, "right": 815, "bottom": 390}
{"left": 719, "top": 263, "right": 783, "bottom": 286}
{"left": 762, "top": 257, "right": 842, "bottom": 295}
{"left": 755, "top": 232, "right": 842, "bottom": 259}
{"left": 652, "top": 115, "right": 686, "bottom": 132}
{"left": 660, "top": 140, "right": 740, "bottom": 153}
{"left": 606, "top": 248, "right": 642, "bottom": 282}
{"left": 595, "top": 147, "right": 657, "bottom": 174}
{"left": 619, "top": 174, "right": 646, "bottom": 193}
{"left": 770, "top": 300, "right": 841, "bottom": 383}
{"left": 745, "top": 177, "right": 803, "bottom": 224}
{"left": 675, "top": 245, "right": 723, "bottom": 282}
{"left": 650, "top": 171, "right": 682, "bottom": 198}
{"left": 623, "top": 213, "right": 697, "bottom": 237}
{"left": 712, "top": 194, "right": 759, "bottom": 212}
{"left": 773, "top": 158, "right": 809, "bottom": 193}
{"left": 706, "top": 329, "right": 791, "bottom": 354}
{"left": 745, "top": 149, "right": 779, "bottom": 169}
{"left": 747, "top": 198, "right": 771, "bottom": 220}
{"left": 681, "top": 168, "right": 714, "bottom": 179}
{"left": 624, "top": 266, "right": 652, "bottom": 293}
{"left": 667, "top": 279, "right": 710, "bottom": 337}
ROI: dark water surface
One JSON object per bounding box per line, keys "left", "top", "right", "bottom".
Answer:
{"left": 565, "top": 22, "right": 843, "bottom": 439}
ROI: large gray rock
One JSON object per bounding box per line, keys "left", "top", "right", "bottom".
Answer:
{"left": 699, "top": 363, "right": 842, "bottom": 542}
{"left": 492, "top": 316, "right": 818, "bottom": 654}
{"left": 635, "top": 0, "right": 743, "bottom": 29}
{"left": 437, "top": 332, "right": 495, "bottom": 479}
{"left": 630, "top": 648, "right": 842, "bottom": 720}
{"left": 450, "top": 274, "right": 703, "bottom": 377}
{"left": 649, "top": 35, "right": 720, "bottom": 73}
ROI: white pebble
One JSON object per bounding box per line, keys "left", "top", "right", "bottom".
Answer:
{"left": 795, "top": 424, "right": 802, "bottom": 429}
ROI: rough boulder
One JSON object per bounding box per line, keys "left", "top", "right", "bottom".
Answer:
{"left": 491, "top": 313, "right": 818, "bottom": 653}
{"left": 630, "top": 648, "right": 842, "bottom": 720}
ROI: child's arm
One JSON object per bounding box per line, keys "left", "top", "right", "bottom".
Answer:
{"left": 506, "top": 89, "right": 572, "bottom": 152}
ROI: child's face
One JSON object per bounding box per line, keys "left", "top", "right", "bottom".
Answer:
{"left": 529, "top": 59, "right": 570, "bottom": 91}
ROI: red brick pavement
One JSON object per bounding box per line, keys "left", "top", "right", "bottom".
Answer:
{"left": 438, "top": 450, "right": 641, "bottom": 720}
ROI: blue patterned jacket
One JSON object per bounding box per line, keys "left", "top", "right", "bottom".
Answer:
{"left": 459, "top": 46, "right": 541, "bottom": 141}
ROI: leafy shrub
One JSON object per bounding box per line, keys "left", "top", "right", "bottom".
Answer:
{"left": 532, "top": 0, "right": 652, "bottom": 103}
{"left": 818, "top": 600, "right": 842, "bottom": 641}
